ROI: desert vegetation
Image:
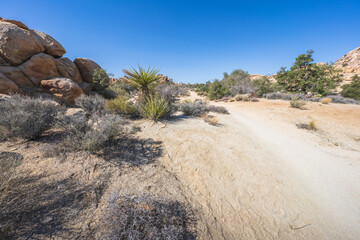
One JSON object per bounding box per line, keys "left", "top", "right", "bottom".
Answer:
{"left": 189, "top": 50, "right": 359, "bottom": 104}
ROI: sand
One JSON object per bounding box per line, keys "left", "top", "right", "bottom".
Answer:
{"left": 136, "top": 92, "right": 360, "bottom": 239}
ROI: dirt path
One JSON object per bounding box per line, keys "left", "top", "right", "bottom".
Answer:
{"left": 138, "top": 93, "right": 360, "bottom": 239}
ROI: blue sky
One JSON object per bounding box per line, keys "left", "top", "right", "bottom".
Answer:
{"left": 2, "top": 0, "right": 360, "bottom": 83}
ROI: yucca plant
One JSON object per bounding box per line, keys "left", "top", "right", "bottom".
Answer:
{"left": 123, "top": 66, "right": 161, "bottom": 101}
{"left": 140, "top": 95, "right": 171, "bottom": 121}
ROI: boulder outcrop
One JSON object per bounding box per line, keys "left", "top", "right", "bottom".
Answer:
{"left": 40, "top": 78, "right": 84, "bottom": 105}
{"left": 0, "top": 73, "right": 19, "bottom": 94}
{"left": 0, "top": 18, "right": 107, "bottom": 104}
{"left": 334, "top": 46, "right": 360, "bottom": 81}
{"left": 0, "top": 22, "right": 45, "bottom": 65}
{"left": 30, "top": 30, "right": 66, "bottom": 58}
{"left": 74, "top": 58, "right": 101, "bottom": 84}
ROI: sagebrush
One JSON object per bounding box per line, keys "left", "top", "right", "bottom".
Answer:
{"left": 0, "top": 95, "right": 60, "bottom": 140}
{"left": 99, "top": 192, "right": 196, "bottom": 240}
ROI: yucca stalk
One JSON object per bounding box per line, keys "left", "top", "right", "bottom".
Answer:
{"left": 123, "top": 66, "right": 161, "bottom": 101}
{"left": 140, "top": 95, "right": 171, "bottom": 122}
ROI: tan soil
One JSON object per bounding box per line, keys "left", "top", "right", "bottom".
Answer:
{"left": 136, "top": 92, "right": 360, "bottom": 239}
{"left": 1, "top": 92, "right": 360, "bottom": 239}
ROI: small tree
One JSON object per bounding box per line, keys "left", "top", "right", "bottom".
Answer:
{"left": 208, "top": 80, "right": 227, "bottom": 100}
{"left": 341, "top": 75, "right": 360, "bottom": 100}
{"left": 276, "top": 50, "right": 343, "bottom": 95}
{"left": 93, "top": 68, "right": 111, "bottom": 91}
{"left": 123, "top": 66, "right": 161, "bottom": 101}
{"left": 251, "top": 76, "right": 273, "bottom": 97}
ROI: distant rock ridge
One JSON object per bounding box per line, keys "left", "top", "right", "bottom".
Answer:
{"left": 0, "top": 18, "right": 107, "bottom": 104}
{"left": 334, "top": 46, "right": 360, "bottom": 81}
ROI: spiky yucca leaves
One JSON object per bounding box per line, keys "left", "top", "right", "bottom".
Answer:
{"left": 123, "top": 66, "right": 161, "bottom": 101}
{"left": 140, "top": 95, "right": 171, "bottom": 121}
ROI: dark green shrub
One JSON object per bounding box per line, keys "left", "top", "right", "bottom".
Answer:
{"left": 208, "top": 80, "right": 227, "bottom": 100}
{"left": 0, "top": 95, "right": 60, "bottom": 140}
{"left": 251, "top": 76, "right": 274, "bottom": 96}
{"left": 341, "top": 75, "right": 360, "bottom": 100}
{"left": 276, "top": 50, "right": 343, "bottom": 94}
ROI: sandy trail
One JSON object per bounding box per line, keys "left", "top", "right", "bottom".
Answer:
{"left": 138, "top": 93, "right": 360, "bottom": 239}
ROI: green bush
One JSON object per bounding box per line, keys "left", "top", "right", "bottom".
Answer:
{"left": 341, "top": 75, "right": 360, "bottom": 100}
{"left": 208, "top": 80, "right": 227, "bottom": 100}
{"left": 140, "top": 96, "right": 171, "bottom": 121}
{"left": 251, "top": 76, "right": 274, "bottom": 97}
{"left": 0, "top": 95, "right": 60, "bottom": 140}
{"left": 105, "top": 96, "right": 140, "bottom": 118}
{"left": 276, "top": 50, "right": 343, "bottom": 95}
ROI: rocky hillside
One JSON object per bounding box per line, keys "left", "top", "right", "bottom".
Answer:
{"left": 334, "top": 46, "right": 360, "bottom": 81}
{"left": 0, "top": 18, "right": 106, "bottom": 104}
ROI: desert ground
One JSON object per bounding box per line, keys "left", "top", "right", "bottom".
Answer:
{"left": 137, "top": 91, "right": 360, "bottom": 239}
{"left": 1, "top": 92, "right": 360, "bottom": 239}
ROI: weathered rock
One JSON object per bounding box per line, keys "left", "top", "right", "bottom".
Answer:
{"left": 0, "top": 19, "right": 29, "bottom": 30}
{"left": 40, "top": 78, "right": 84, "bottom": 105}
{"left": 0, "top": 73, "right": 19, "bottom": 94}
{"left": 0, "top": 55, "right": 8, "bottom": 65}
{"left": 0, "top": 22, "right": 45, "bottom": 65}
{"left": 55, "top": 58, "right": 83, "bottom": 85}
{"left": 19, "top": 53, "right": 58, "bottom": 86}
{"left": 66, "top": 108, "right": 86, "bottom": 118}
{"left": 334, "top": 46, "right": 360, "bottom": 81}
{"left": 80, "top": 82, "right": 92, "bottom": 94}
{"left": 74, "top": 58, "right": 101, "bottom": 84}
{"left": 30, "top": 30, "right": 66, "bottom": 58}
{"left": 0, "top": 65, "right": 34, "bottom": 87}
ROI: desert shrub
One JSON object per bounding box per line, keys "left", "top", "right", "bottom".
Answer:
{"left": 276, "top": 50, "right": 343, "bottom": 94}
{"left": 341, "top": 75, "right": 360, "bottom": 100}
{"left": 99, "top": 192, "right": 196, "bottom": 240}
{"left": 140, "top": 96, "right": 171, "bottom": 121}
{"left": 109, "top": 81, "right": 137, "bottom": 97}
{"left": 320, "top": 98, "right": 331, "bottom": 104}
{"left": 208, "top": 80, "right": 227, "bottom": 100}
{"left": 123, "top": 66, "right": 161, "bottom": 101}
{"left": 207, "top": 105, "right": 229, "bottom": 114}
{"left": 155, "top": 83, "right": 188, "bottom": 103}
{"left": 263, "top": 92, "right": 307, "bottom": 101}
{"left": 251, "top": 76, "right": 274, "bottom": 96}
{"left": 105, "top": 96, "right": 140, "bottom": 118}
{"left": 179, "top": 101, "right": 208, "bottom": 117}
{"left": 179, "top": 101, "right": 229, "bottom": 116}
{"left": 93, "top": 68, "right": 111, "bottom": 91}
{"left": 75, "top": 94, "right": 107, "bottom": 115}
{"left": 326, "top": 95, "right": 359, "bottom": 104}
{"left": 290, "top": 97, "right": 306, "bottom": 109}
{"left": 202, "top": 114, "right": 219, "bottom": 126}
{"left": 296, "top": 120, "right": 316, "bottom": 130}
{"left": 308, "top": 120, "right": 317, "bottom": 130}
{"left": 0, "top": 95, "right": 60, "bottom": 140}
{"left": 57, "top": 113, "right": 125, "bottom": 153}
{"left": 0, "top": 152, "right": 23, "bottom": 192}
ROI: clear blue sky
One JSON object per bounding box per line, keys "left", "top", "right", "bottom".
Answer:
{"left": 2, "top": 0, "right": 360, "bottom": 83}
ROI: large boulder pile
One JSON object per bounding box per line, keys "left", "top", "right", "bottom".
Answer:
{"left": 0, "top": 18, "right": 106, "bottom": 104}
{"left": 334, "top": 46, "right": 360, "bottom": 82}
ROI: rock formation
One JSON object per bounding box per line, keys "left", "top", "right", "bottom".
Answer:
{"left": 0, "top": 18, "right": 107, "bottom": 104}
{"left": 334, "top": 46, "right": 360, "bottom": 81}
